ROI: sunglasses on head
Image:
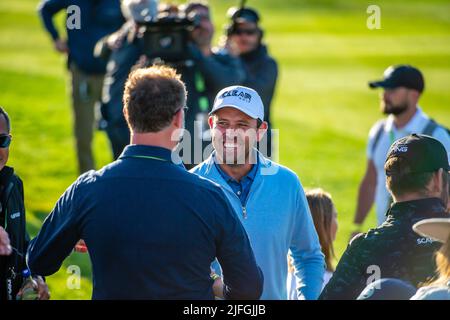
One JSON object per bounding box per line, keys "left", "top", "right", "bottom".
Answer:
{"left": 233, "top": 28, "right": 259, "bottom": 36}
{"left": 0, "top": 134, "right": 11, "bottom": 148}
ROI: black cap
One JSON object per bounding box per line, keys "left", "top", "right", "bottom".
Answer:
{"left": 369, "top": 65, "right": 425, "bottom": 93}
{"left": 228, "top": 7, "right": 260, "bottom": 24}
{"left": 385, "top": 134, "right": 450, "bottom": 176}
{"left": 357, "top": 279, "right": 417, "bottom": 300}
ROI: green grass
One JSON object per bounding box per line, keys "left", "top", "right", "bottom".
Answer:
{"left": 1, "top": 0, "right": 449, "bottom": 299}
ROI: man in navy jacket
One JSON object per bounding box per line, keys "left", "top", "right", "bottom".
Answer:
{"left": 27, "top": 65, "right": 263, "bottom": 300}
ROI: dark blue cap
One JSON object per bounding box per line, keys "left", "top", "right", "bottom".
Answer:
{"left": 385, "top": 134, "right": 450, "bottom": 176}
{"left": 369, "top": 65, "right": 424, "bottom": 93}
{"left": 228, "top": 7, "right": 260, "bottom": 24}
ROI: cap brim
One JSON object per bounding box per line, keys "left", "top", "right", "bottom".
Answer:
{"left": 209, "top": 104, "right": 261, "bottom": 120}
{"left": 368, "top": 80, "right": 396, "bottom": 89}
{"left": 413, "top": 218, "right": 450, "bottom": 243}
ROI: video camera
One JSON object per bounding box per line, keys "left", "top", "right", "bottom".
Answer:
{"left": 138, "top": 11, "right": 201, "bottom": 64}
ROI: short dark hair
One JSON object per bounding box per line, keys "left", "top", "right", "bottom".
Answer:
{"left": 0, "top": 106, "right": 11, "bottom": 133}
{"left": 385, "top": 156, "right": 435, "bottom": 197}
{"left": 123, "top": 65, "right": 187, "bottom": 133}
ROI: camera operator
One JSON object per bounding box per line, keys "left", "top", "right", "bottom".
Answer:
{"left": 97, "top": 1, "right": 246, "bottom": 166}
{"left": 221, "top": 6, "right": 278, "bottom": 158}
{"left": 94, "top": 0, "right": 155, "bottom": 159}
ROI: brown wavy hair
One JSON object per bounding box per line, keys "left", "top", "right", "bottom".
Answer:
{"left": 307, "top": 189, "right": 336, "bottom": 272}
{"left": 425, "top": 234, "right": 450, "bottom": 287}
{"left": 288, "top": 188, "right": 337, "bottom": 273}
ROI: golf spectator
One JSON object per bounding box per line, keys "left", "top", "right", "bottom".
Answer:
{"left": 221, "top": 6, "right": 278, "bottom": 158}
{"left": 0, "top": 107, "right": 49, "bottom": 300}
{"left": 287, "top": 188, "right": 338, "bottom": 299}
{"left": 320, "top": 134, "right": 450, "bottom": 300}
{"left": 412, "top": 217, "right": 450, "bottom": 299}
{"left": 26, "top": 66, "right": 263, "bottom": 300}
{"left": 353, "top": 65, "right": 450, "bottom": 231}
{"left": 38, "top": 0, "right": 125, "bottom": 173}
{"left": 191, "top": 85, "right": 324, "bottom": 300}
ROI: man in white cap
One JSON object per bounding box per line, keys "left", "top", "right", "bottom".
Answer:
{"left": 190, "top": 85, "right": 325, "bottom": 300}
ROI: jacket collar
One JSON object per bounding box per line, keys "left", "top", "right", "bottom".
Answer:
{"left": 119, "top": 144, "right": 183, "bottom": 166}
{"left": 241, "top": 44, "right": 268, "bottom": 62}
{"left": 387, "top": 197, "right": 447, "bottom": 221}
{"left": 201, "top": 149, "right": 269, "bottom": 195}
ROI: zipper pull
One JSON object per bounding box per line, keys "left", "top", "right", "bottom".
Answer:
{"left": 242, "top": 206, "right": 247, "bottom": 219}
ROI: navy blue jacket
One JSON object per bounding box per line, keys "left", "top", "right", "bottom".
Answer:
{"left": 27, "top": 145, "right": 263, "bottom": 300}
{"left": 38, "top": 0, "right": 124, "bottom": 74}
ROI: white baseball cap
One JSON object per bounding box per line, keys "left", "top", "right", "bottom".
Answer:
{"left": 413, "top": 218, "right": 450, "bottom": 243}
{"left": 209, "top": 85, "right": 264, "bottom": 121}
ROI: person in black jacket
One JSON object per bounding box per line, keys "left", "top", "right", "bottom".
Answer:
{"left": 320, "top": 134, "right": 450, "bottom": 300}
{"left": 222, "top": 6, "right": 278, "bottom": 158}
{"left": 0, "top": 107, "right": 49, "bottom": 300}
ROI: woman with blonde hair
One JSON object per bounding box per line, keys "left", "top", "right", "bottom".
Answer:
{"left": 287, "top": 188, "right": 338, "bottom": 299}
{"left": 412, "top": 218, "right": 450, "bottom": 299}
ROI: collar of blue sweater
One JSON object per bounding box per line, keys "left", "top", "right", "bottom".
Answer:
{"left": 195, "top": 148, "right": 275, "bottom": 195}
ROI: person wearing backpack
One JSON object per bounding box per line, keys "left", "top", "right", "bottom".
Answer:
{"left": 352, "top": 65, "right": 450, "bottom": 233}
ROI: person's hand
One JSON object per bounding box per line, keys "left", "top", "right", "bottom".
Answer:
{"left": 210, "top": 267, "right": 224, "bottom": 299}
{"left": 16, "top": 276, "right": 50, "bottom": 300}
{"left": 54, "top": 38, "right": 69, "bottom": 54}
{"left": 224, "top": 37, "right": 240, "bottom": 57}
{"left": 34, "top": 276, "right": 50, "bottom": 300}
{"left": 106, "top": 33, "right": 124, "bottom": 51}
{"left": 0, "top": 227, "right": 12, "bottom": 256}
{"left": 74, "top": 239, "right": 88, "bottom": 253}
{"left": 212, "top": 275, "right": 224, "bottom": 299}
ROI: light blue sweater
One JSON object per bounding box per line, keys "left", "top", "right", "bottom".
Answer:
{"left": 191, "top": 151, "right": 325, "bottom": 299}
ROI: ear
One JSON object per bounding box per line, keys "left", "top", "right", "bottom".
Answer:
{"left": 256, "top": 121, "right": 268, "bottom": 142}
{"left": 123, "top": 107, "right": 128, "bottom": 120}
{"left": 432, "top": 168, "right": 444, "bottom": 193}
{"left": 208, "top": 116, "right": 214, "bottom": 129}
{"left": 258, "top": 28, "right": 264, "bottom": 41}
{"left": 172, "top": 109, "right": 183, "bottom": 129}
{"left": 408, "top": 89, "right": 420, "bottom": 104}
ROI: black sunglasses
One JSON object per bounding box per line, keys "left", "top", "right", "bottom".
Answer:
{"left": 0, "top": 134, "right": 11, "bottom": 148}
{"left": 233, "top": 28, "right": 259, "bottom": 36}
